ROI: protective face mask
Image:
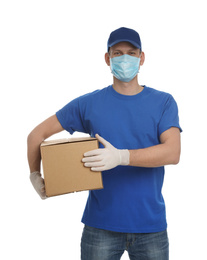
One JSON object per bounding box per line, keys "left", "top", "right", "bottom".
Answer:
{"left": 110, "top": 54, "right": 141, "bottom": 82}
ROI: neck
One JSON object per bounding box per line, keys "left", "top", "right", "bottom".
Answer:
{"left": 112, "top": 75, "right": 143, "bottom": 96}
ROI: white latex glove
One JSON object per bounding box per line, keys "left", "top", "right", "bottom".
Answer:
{"left": 30, "top": 171, "right": 47, "bottom": 200}
{"left": 82, "top": 134, "right": 130, "bottom": 171}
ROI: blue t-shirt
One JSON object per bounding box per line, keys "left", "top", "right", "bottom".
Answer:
{"left": 56, "top": 85, "right": 182, "bottom": 233}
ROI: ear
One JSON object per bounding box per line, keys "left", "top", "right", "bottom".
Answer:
{"left": 105, "top": 52, "right": 110, "bottom": 66}
{"left": 140, "top": 52, "right": 145, "bottom": 66}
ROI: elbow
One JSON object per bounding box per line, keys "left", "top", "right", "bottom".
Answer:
{"left": 167, "top": 142, "right": 181, "bottom": 165}
{"left": 27, "top": 128, "right": 44, "bottom": 147}
{"left": 172, "top": 157, "right": 180, "bottom": 165}
{"left": 27, "top": 130, "right": 36, "bottom": 145}
{"left": 27, "top": 131, "right": 33, "bottom": 146}
{"left": 171, "top": 151, "right": 181, "bottom": 165}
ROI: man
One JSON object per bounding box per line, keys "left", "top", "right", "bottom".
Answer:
{"left": 27, "top": 27, "right": 182, "bottom": 260}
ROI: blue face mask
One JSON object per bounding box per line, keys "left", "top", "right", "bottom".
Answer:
{"left": 110, "top": 54, "right": 141, "bottom": 82}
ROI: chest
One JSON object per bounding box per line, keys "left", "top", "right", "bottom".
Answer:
{"left": 82, "top": 97, "right": 162, "bottom": 149}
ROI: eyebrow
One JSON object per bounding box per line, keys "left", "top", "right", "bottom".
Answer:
{"left": 113, "top": 48, "right": 138, "bottom": 52}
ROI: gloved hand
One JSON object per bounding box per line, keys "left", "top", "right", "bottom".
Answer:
{"left": 82, "top": 134, "right": 130, "bottom": 171}
{"left": 30, "top": 171, "right": 47, "bottom": 200}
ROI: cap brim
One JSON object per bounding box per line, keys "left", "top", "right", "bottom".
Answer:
{"left": 108, "top": 39, "right": 141, "bottom": 51}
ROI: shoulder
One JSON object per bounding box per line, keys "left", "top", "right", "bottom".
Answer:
{"left": 144, "top": 86, "right": 175, "bottom": 105}
{"left": 80, "top": 86, "right": 109, "bottom": 98}
{"left": 145, "top": 86, "right": 172, "bottom": 99}
{"left": 77, "top": 86, "right": 110, "bottom": 104}
{"left": 58, "top": 86, "right": 110, "bottom": 113}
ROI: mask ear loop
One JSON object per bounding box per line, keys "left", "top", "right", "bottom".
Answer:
{"left": 138, "top": 52, "right": 142, "bottom": 72}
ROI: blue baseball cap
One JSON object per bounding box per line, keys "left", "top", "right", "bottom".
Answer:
{"left": 107, "top": 27, "right": 142, "bottom": 52}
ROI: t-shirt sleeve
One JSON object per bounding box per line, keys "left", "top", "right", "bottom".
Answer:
{"left": 158, "top": 95, "right": 182, "bottom": 137}
{"left": 56, "top": 97, "right": 87, "bottom": 135}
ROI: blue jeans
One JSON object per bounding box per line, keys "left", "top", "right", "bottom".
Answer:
{"left": 81, "top": 225, "right": 169, "bottom": 260}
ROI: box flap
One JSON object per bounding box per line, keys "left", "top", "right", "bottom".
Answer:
{"left": 41, "top": 137, "right": 97, "bottom": 147}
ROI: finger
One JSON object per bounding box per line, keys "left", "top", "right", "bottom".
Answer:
{"left": 84, "top": 161, "right": 105, "bottom": 168}
{"left": 91, "top": 166, "right": 106, "bottom": 172}
{"left": 82, "top": 155, "right": 102, "bottom": 163}
{"left": 83, "top": 149, "right": 102, "bottom": 157}
{"left": 95, "top": 134, "right": 110, "bottom": 148}
{"left": 41, "top": 195, "right": 47, "bottom": 200}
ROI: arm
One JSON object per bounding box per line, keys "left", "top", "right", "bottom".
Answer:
{"left": 82, "top": 127, "right": 181, "bottom": 171}
{"left": 27, "top": 115, "right": 64, "bottom": 199}
{"left": 129, "top": 127, "right": 181, "bottom": 167}
{"left": 27, "top": 114, "right": 64, "bottom": 173}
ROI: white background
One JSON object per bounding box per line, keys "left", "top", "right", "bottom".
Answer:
{"left": 1, "top": 0, "right": 206, "bottom": 259}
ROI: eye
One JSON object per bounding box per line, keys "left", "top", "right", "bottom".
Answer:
{"left": 114, "top": 51, "right": 121, "bottom": 56}
{"left": 129, "top": 52, "right": 136, "bottom": 55}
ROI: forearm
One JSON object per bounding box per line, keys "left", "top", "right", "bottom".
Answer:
{"left": 28, "top": 133, "right": 47, "bottom": 200}
{"left": 27, "top": 130, "right": 43, "bottom": 173}
{"left": 82, "top": 128, "right": 181, "bottom": 171}
{"left": 129, "top": 143, "right": 180, "bottom": 168}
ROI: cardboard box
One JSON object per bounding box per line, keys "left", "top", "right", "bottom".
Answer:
{"left": 40, "top": 137, "right": 103, "bottom": 197}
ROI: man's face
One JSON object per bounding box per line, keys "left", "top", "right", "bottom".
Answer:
{"left": 105, "top": 41, "right": 144, "bottom": 66}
